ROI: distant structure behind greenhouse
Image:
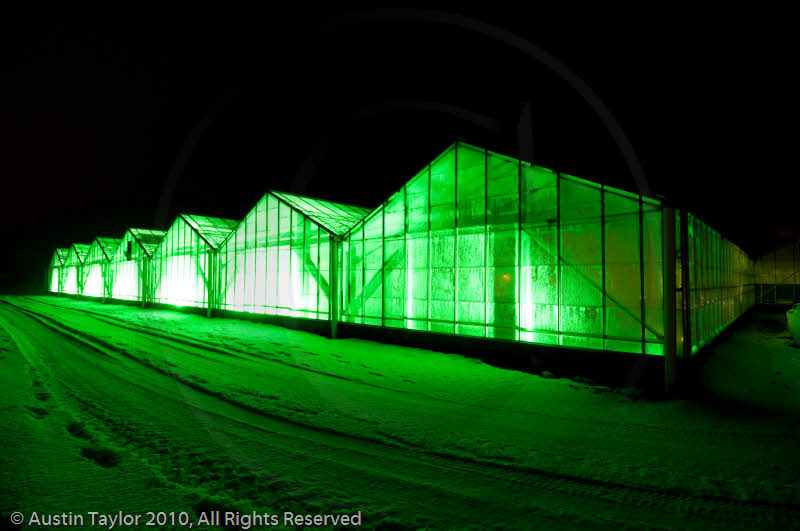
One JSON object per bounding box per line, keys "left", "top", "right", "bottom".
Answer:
{"left": 47, "top": 141, "right": 759, "bottom": 373}
{"left": 755, "top": 236, "right": 799, "bottom": 305}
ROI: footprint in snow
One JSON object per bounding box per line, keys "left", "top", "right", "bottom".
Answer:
{"left": 26, "top": 406, "right": 49, "bottom": 418}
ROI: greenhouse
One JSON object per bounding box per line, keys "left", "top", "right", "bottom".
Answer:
{"left": 47, "top": 141, "right": 757, "bottom": 363}
{"left": 340, "top": 142, "right": 755, "bottom": 358}
{"left": 217, "top": 191, "right": 369, "bottom": 320}
{"left": 82, "top": 237, "right": 122, "bottom": 299}
{"left": 110, "top": 228, "right": 166, "bottom": 303}
{"left": 48, "top": 248, "right": 69, "bottom": 293}
{"left": 63, "top": 243, "right": 91, "bottom": 295}
{"left": 755, "top": 237, "right": 799, "bottom": 304}
{"left": 150, "top": 214, "right": 239, "bottom": 310}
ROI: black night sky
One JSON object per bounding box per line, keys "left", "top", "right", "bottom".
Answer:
{"left": 2, "top": 7, "right": 796, "bottom": 291}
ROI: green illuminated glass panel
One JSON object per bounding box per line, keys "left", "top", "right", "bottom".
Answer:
{"left": 455, "top": 144, "right": 486, "bottom": 337}
{"left": 151, "top": 215, "right": 237, "bottom": 309}
{"left": 217, "top": 193, "right": 336, "bottom": 320}
{"left": 520, "top": 165, "right": 559, "bottom": 345}
{"left": 642, "top": 202, "right": 664, "bottom": 355}
{"left": 486, "top": 151, "right": 518, "bottom": 340}
{"left": 107, "top": 229, "right": 165, "bottom": 303}
{"left": 384, "top": 190, "right": 406, "bottom": 328}
{"left": 83, "top": 238, "right": 120, "bottom": 298}
{"left": 405, "top": 169, "right": 429, "bottom": 331}
{"left": 686, "top": 214, "right": 754, "bottom": 354}
{"left": 604, "top": 191, "right": 642, "bottom": 354}
{"left": 63, "top": 244, "right": 90, "bottom": 295}
{"left": 559, "top": 176, "right": 602, "bottom": 349}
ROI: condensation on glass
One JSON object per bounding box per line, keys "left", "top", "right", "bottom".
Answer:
{"left": 47, "top": 142, "right": 756, "bottom": 357}
{"left": 340, "top": 142, "right": 755, "bottom": 356}
{"left": 217, "top": 192, "right": 370, "bottom": 319}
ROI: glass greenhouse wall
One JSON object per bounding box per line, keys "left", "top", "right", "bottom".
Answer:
{"left": 110, "top": 228, "right": 166, "bottom": 302}
{"left": 339, "top": 142, "right": 755, "bottom": 357}
{"left": 83, "top": 238, "right": 121, "bottom": 299}
{"left": 683, "top": 214, "right": 755, "bottom": 354}
{"left": 48, "top": 248, "right": 68, "bottom": 293}
{"left": 755, "top": 238, "right": 799, "bottom": 304}
{"left": 47, "top": 141, "right": 758, "bottom": 362}
{"left": 217, "top": 192, "right": 369, "bottom": 319}
{"left": 63, "top": 243, "right": 90, "bottom": 295}
{"left": 150, "top": 214, "right": 239, "bottom": 309}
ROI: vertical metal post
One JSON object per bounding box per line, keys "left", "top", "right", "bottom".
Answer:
{"left": 265, "top": 197, "right": 270, "bottom": 314}
{"left": 142, "top": 254, "right": 148, "bottom": 308}
{"left": 403, "top": 184, "right": 408, "bottom": 328}
{"left": 484, "top": 149, "right": 488, "bottom": 337}
{"left": 639, "top": 195, "right": 646, "bottom": 355}
{"left": 663, "top": 207, "right": 677, "bottom": 392}
{"left": 206, "top": 247, "right": 215, "bottom": 318}
{"left": 517, "top": 158, "right": 522, "bottom": 341}
{"left": 679, "top": 210, "right": 691, "bottom": 358}
{"left": 454, "top": 143, "right": 459, "bottom": 333}
{"left": 427, "top": 163, "right": 432, "bottom": 331}
{"left": 600, "top": 185, "right": 607, "bottom": 350}
{"left": 330, "top": 236, "right": 339, "bottom": 339}
{"left": 556, "top": 172, "right": 562, "bottom": 344}
{"left": 276, "top": 202, "right": 281, "bottom": 311}
{"left": 381, "top": 202, "right": 386, "bottom": 328}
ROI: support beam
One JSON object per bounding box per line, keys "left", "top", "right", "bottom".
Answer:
{"left": 330, "top": 237, "right": 340, "bottom": 339}
{"left": 662, "top": 207, "right": 677, "bottom": 392}
{"left": 679, "top": 210, "right": 692, "bottom": 358}
{"left": 206, "top": 251, "right": 215, "bottom": 318}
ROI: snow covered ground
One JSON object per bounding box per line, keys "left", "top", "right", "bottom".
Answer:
{"left": 1, "top": 295, "right": 799, "bottom": 529}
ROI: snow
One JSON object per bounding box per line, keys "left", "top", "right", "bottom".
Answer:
{"left": 1, "top": 295, "right": 799, "bottom": 529}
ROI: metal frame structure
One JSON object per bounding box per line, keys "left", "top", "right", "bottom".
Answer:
{"left": 62, "top": 243, "right": 91, "bottom": 295}
{"left": 47, "top": 142, "right": 757, "bottom": 378}
{"left": 150, "top": 214, "right": 239, "bottom": 313}
{"left": 110, "top": 228, "right": 166, "bottom": 305}
{"left": 216, "top": 191, "right": 369, "bottom": 328}
{"left": 339, "top": 142, "right": 755, "bottom": 359}
{"left": 83, "top": 237, "right": 122, "bottom": 301}
{"left": 755, "top": 236, "right": 800, "bottom": 305}
{"left": 48, "top": 248, "right": 69, "bottom": 293}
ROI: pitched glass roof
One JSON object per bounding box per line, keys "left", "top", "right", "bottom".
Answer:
{"left": 180, "top": 214, "right": 240, "bottom": 249}
{"left": 270, "top": 191, "right": 370, "bottom": 236}
{"left": 129, "top": 228, "right": 166, "bottom": 256}
{"left": 95, "top": 237, "right": 122, "bottom": 261}
{"left": 71, "top": 243, "right": 91, "bottom": 263}
{"left": 55, "top": 248, "right": 69, "bottom": 264}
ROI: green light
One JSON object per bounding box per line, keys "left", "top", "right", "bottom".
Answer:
{"left": 152, "top": 215, "right": 239, "bottom": 309}
{"left": 46, "top": 141, "right": 756, "bottom": 360}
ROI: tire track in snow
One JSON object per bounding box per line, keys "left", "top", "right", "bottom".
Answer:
{"left": 3, "top": 298, "right": 800, "bottom": 529}
{"left": 18, "top": 297, "right": 800, "bottom": 444}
